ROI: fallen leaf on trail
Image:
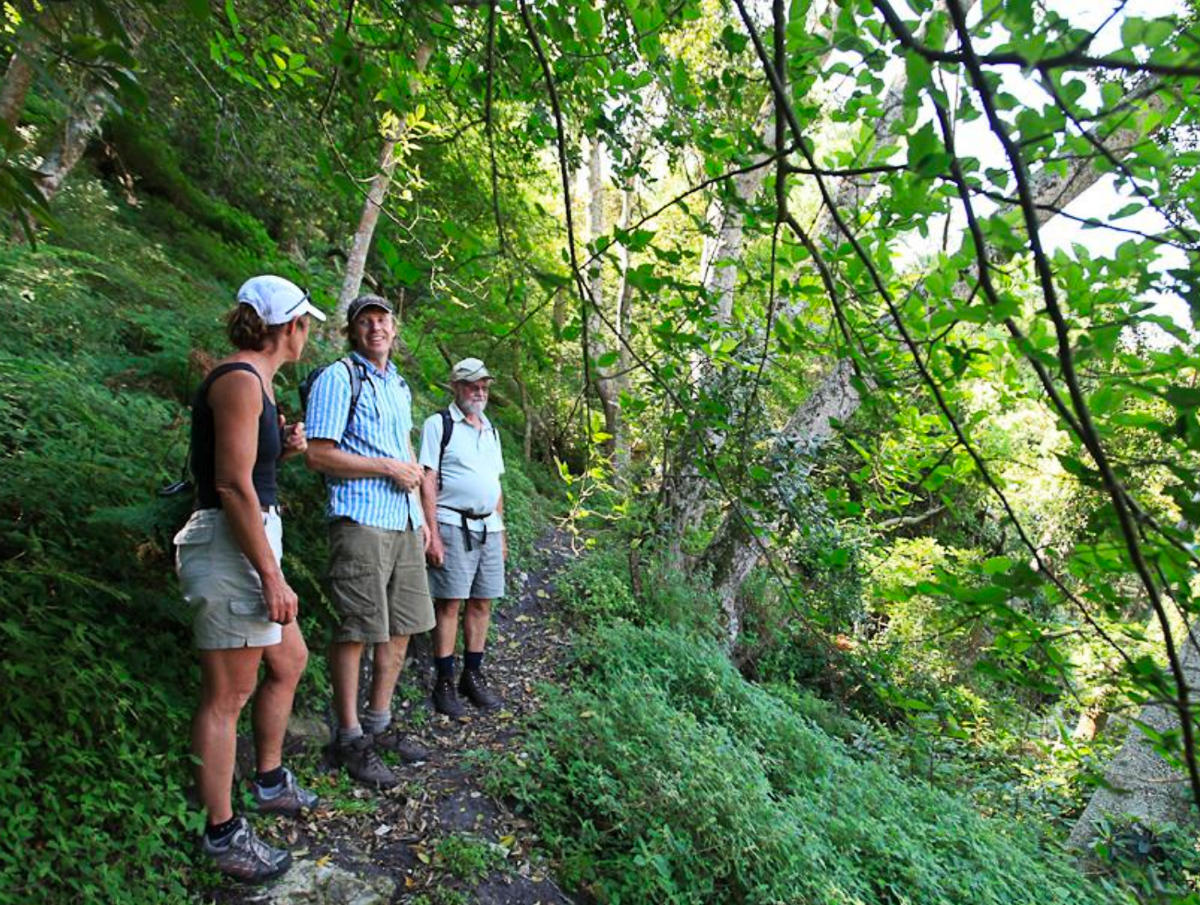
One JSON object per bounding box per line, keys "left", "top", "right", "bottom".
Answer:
{"left": 580, "top": 710, "right": 596, "bottom": 718}
{"left": 375, "top": 824, "right": 391, "bottom": 837}
{"left": 499, "top": 834, "right": 517, "bottom": 849}
{"left": 316, "top": 855, "right": 331, "bottom": 868}
{"left": 516, "top": 615, "right": 533, "bottom": 623}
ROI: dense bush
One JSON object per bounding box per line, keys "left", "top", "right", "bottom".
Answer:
{"left": 490, "top": 621, "right": 1133, "bottom": 905}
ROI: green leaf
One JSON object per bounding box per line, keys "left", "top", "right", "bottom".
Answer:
{"left": 983, "top": 556, "right": 1013, "bottom": 575}
{"left": 577, "top": 4, "right": 603, "bottom": 41}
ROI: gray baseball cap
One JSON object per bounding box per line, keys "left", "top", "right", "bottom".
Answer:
{"left": 449, "top": 357, "right": 493, "bottom": 383}
{"left": 236, "top": 275, "right": 326, "bottom": 324}
{"left": 347, "top": 294, "right": 394, "bottom": 324}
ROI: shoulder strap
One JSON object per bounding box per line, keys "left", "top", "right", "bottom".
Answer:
{"left": 340, "top": 357, "right": 371, "bottom": 428}
{"left": 206, "top": 361, "right": 264, "bottom": 389}
{"left": 198, "top": 361, "right": 264, "bottom": 408}
{"left": 437, "top": 408, "right": 454, "bottom": 491}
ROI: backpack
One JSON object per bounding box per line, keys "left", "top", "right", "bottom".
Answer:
{"left": 299, "top": 357, "right": 369, "bottom": 432}
{"left": 436, "top": 408, "right": 499, "bottom": 491}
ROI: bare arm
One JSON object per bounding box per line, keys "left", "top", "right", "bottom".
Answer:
{"left": 304, "top": 438, "right": 422, "bottom": 489}
{"left": 421, "top": 466, "right": 444, "bottom": 566}
{"left": 210, "top": 371, "right": 297, "bottom": 624}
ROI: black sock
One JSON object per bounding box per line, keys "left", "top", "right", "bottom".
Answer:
{"left": 206, "top": 815, "right": 239, "bottom": 846}
{"left": 435, "top": 655, "right": 456, "bottom": 680}
{"left": 464, "top": 650, "right": 484, "bottom": 672}
{"left": 256, "top": 765, "right": 285, "bottom": 790}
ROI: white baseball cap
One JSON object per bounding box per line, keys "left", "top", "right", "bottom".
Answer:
{"left": 236, "top": 275, "right": 327, "bottom": 325}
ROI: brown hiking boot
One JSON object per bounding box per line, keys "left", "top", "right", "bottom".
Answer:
{"left": 433, "top": 674, "right": 467, "bottom": 718}
{"left": 459, "top": 668, "right": 501, "bottom": 711}
{"left": 374, "top": 728, "right": 431, "bottom": 763}
{"left": 334, "top": 735, "right": 398, "bottom": 789}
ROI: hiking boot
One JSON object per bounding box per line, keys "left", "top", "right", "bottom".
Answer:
{"left": 250, "top": 768, "right": 319, "bottom": 817}
{"left": 433, "top": 674, "right": 467, "bottom": 718}
{"left": 334, "top": 735, "right": 399, "bottom": 789}
{"left": 202, "top": 816, "right": 291, "bottom": 884}
{"left": 374, "top": 728, "right": 432, "bottom": 763}
{"left": 459, "top": 668, "right": 501, "bottom": 711}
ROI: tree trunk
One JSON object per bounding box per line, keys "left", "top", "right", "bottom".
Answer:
{"left": 662, "top": 97, "right": 777, "bottom": 562}
{"left": 1069, "top": 625, "right": 1200, "bottom": 849}
{"left": 587, "top": 136, "right": 619, "bottom": 455}
{"left": 34, "top": 12, "right": 145, "bottom": 203}
{"left": 703, "top": 358, "right": 861, "bottom": 638}
{"left": 0, "top": 5, "right": 60, "bottom": 132}
{"left": 612, "top": 172, "right": 638, "bottom": 477}
{"left": 335, "top": 43, "right": 432, "bottom": 322}
{"left": 1072, "top": 706, "right": 1110, "bottom": 743}
{"left": 660, "top": 0, "right": 873, "bottom": 560}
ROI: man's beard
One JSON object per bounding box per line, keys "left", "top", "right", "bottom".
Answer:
{"left": 459, "top": 399, "right": 487, "bottom": 417}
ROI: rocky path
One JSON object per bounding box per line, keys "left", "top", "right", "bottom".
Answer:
{"left": 207, "top": 528, "right": 579, "bottom": 905}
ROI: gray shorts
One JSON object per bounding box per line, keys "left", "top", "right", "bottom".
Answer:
{"left": 327, "top": 519, "right": 435, "bottom": 644}
{"left": 175, "top": 508, "right": 284, "bottom": 650}
{"left": 427, "top": 522, "right": 506, "bottom": 601}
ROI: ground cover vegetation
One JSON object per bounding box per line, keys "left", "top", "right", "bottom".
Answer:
{"left": 3, "top": 0, "right": 1200, "bottom": 901}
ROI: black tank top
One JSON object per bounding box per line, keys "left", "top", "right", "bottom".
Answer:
{"left": 190, "top": 362, "right": 281, "bottom": 509}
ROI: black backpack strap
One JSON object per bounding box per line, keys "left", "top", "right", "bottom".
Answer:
{"left": 437, "top": 408, "right": 454, "bottom": 492}
{"left": 340, "top": 357, "right": 369, "bottom": 429}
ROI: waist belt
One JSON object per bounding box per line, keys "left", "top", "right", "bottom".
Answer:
{"left": 444, "top": 507, "right": 491, "bottom": 551}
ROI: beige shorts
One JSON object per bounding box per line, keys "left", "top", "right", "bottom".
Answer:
{"left": 327, "top": 519, "right": 435, "bottom": 644}
{"left": 175, "top": 508, "right": 284, "bottom": 650}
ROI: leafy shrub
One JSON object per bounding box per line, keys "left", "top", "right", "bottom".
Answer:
{"left": 490, "top": 622, "right": 1132, "bottom": 905}
{"left": 0, "top": 358, "right": 199, "bottom": 903}
{"left": 436, "top": 834, "right": 506, "bottom": 882}
{"left": 555, "top": 547, "right": 641, "bottom": 624}
{"left": 106, "top": 116, "right": 276, "bottom": 259}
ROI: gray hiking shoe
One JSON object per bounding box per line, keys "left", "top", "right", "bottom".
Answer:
{"left": 374, "top": 728, "right": 432, "bottom": 764}
{"left": 202, "top": 816, "right": 291, "bottom": 884}
{"left": 250, "top": 768, "right": 320, "bottom": 817}
{"left": 334, "top": 734, "right": 399, "bottom": 789}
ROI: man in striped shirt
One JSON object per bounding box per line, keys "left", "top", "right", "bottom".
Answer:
{"left": 304, "top": 295, "right": 435, "bottom": 789}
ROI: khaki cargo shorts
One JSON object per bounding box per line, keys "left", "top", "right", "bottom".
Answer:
{"left": 174, "top": 508, "right": 284, "bottom": 650}
{"left": 327, "top": 519, "right": 435, "bottom": 644}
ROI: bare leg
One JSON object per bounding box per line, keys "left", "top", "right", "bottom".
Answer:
{"left": 330, "top": 640, "right": 365, "bottom": 730}
{"left": 462, "top": 598, "right": 492, "bottom": 653}
{"left": 192, "top": 646, "right": 264, "bottom": 825}
{"left": 252, "top": 622, "right": 309, "bottom": 772}
{"left": 433, "top": 599, "right": 462, "bottom": 658}
{"left": 368, "top": 635, "right": 410, "bottom": 713}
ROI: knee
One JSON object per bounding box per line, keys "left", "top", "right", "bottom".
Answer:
{"left": 202, "top": 684, "right": 256, "bottom": 719}
{"left": 437, "top": 599, "right": 462, "bottom": 620}
{"left": 276, "top": 639, "right": 309, "bottom": 687}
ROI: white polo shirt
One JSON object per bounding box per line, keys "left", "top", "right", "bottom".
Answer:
{"left": 418, "top": 402, "right": 505, "bottom": 533}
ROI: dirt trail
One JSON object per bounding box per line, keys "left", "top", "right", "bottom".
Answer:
{"left": 209, "top": 528, "right": 580, "bottom": 905}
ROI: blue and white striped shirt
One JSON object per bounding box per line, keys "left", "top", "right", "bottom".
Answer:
{"left": 305, "top": 352, "right": 424, "bottom": 531}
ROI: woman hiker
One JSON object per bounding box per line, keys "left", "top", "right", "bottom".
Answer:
{"left": 173, "top": 275, "right": 324, "bottom": 883}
